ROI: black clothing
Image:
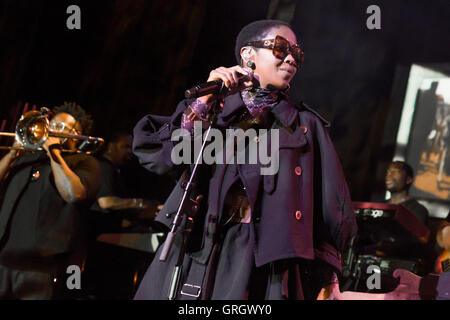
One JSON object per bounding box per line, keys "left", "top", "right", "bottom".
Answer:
{"left": 132, "top": 93, "right": 357, "bottom": 299}
{"left": 90, "top": 156, "right": 131, "bottom": 207}
{"left": 0, "top": 264, "right": 54, "bottom": 299}
{"left": 401, "top": 199, "right": 429, "bottom": 226}
{"left": 0, "top": 151, "right": 100, "bottom": 299}
{"left": 89, "top": 156, "right": 125, "bottom": 233}
{"left": 90, "top": 157, "right": 120, "bottom": 212}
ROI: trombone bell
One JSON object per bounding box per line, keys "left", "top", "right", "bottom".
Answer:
{"left": 1, "top": 108, "right": 104, "bottom": 154}
{"left": 15, "top": 110, "right": 49, "bottom": 150}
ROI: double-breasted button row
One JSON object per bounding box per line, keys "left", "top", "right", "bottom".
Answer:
{"left": 294, "top": 165, "right": 303, "bottom": 221}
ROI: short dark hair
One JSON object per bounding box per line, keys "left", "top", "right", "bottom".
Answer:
{"left": 234, "top": 19, "right": 293, "bottom": 64}
{"left": 392, "top": 161, "right": 414, "bottom": 184}
{"left": 53, "top": 101, "right": 94, "bottom": 135}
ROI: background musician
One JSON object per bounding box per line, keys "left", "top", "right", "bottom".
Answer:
{"left": 0, "top": 102, "right": 100, "bottom": 299}
{"left": 385, "top": 161, "right": 429, "bottom": 226}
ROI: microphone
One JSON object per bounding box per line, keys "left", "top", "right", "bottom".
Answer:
{"left": 184, "top": 80, "right": 223, "bottom": 99}
{"left": 184, "top": 70, "right": 253, "bottom": 99}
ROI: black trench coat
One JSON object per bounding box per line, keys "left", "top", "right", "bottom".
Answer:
{"left": 132, "top": 93, "right": 357, "bottom": 299}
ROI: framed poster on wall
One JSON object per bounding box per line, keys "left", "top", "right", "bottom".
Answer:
{"left": 392, "top": 63, "right": 450, "bottom": 217}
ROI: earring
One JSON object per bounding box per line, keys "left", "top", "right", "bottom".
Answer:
{"left": 246, "top": 61, "right": 256, "bottom": 70}
{"left": 243, "top": 49, "right": 252, "bottom": 60}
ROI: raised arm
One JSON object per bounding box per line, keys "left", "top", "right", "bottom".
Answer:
{"left": 98, "top": 196, "right": 146, "bottom": 210}
{"left": 43, "top": 137, "right": 87, "bottom": 203}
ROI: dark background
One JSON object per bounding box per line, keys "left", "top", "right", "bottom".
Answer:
{"left": 1, "top": 0, "right": 450, "bottom": 211}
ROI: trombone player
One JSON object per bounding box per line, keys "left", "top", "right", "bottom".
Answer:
{"left": 0, "top": 102, "right": 100, "bottom": 299}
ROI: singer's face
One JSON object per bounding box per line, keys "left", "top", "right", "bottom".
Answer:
{"left": 253, "top": 26, "right": 298, "bottom": 90}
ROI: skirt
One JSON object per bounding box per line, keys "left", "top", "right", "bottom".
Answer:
{"left": 134, "top": 220, "right": 333, "bottom": 300}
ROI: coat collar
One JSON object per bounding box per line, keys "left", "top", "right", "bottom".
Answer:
{"left": 217, "top": 93, "right": 246, "bottom": 124}
{"left": 270, "top": 98, "right": 299, "bottom": 128}
{"left": 217, "top": 92, "right": 298, "bottom": 127}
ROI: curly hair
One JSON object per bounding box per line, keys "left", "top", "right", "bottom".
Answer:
{"left": 234, "top": 19, "right": 293, "bottom": 65}
{"left": 53, "top": 101, "right": 94, "bottom": 135}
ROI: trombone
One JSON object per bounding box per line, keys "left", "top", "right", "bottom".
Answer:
{"left": 0, "top": 108, "right": 104, "bottom": 155}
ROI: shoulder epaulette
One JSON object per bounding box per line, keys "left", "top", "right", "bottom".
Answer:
{"left": 298, "top": 101, "right": 331, "bottom": 128}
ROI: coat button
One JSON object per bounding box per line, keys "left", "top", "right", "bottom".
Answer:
{"left": 31, "top": 170, "right": 40, "bottom": 181}
{"left": 295, "top": 210, "right": 303, "bottom": 220}
{"left": 295, "top": 166, "right": 302, "bottom": 176}
{"left": 300, "top": 126, "right": 308, "bottom": 134}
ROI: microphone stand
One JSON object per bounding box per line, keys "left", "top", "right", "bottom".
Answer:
{"left": 160, "top": 87, "right": 224, "bottom": 300}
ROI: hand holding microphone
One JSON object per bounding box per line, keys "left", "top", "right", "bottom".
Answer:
{"left": 185, "top": 65, "right": 254, "bottom": 100}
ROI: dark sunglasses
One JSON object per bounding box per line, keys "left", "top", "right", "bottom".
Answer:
{"left": 246, "top": 35, "right": 304, "bottom": 66}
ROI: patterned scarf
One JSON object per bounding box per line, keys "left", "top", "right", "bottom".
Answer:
{"left": 240, "top": 87, "right": 281, "bottom": 117}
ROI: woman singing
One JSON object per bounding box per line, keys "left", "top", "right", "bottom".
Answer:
{"left": 133, "top": 19, "right": 357, "bottom": 300}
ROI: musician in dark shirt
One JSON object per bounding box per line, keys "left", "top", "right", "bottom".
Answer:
{"left": 90, "top": 132, "right": 159, "bottom": 233}
{"left": 385, "top": 161, "right": 429, "bottom": 226}
{"left": 0, "top": 103, "right": 100, "bottom": 299}
{"left": 82, "top": 132, "right": 161, "bottom": 299}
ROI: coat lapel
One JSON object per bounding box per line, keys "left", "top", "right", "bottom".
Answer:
{"left": 216, "top": 93, "right": 247, "bottom": 127}
{"left": 263, "top": 100, "right": 309, "bottom": 194}
{"left": 216, "top": 94, "right": 309, "bottom": 198}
